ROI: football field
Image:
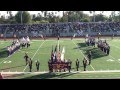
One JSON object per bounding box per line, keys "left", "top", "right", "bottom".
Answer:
{"left": 0, "top": 37, "right": 120, "bottom": 79}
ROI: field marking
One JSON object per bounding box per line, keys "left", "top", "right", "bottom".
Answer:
{"left": 0, "top": 43, "right": 3, "bottom": 44}
{"left": 0, "top": 45, "right": 28, "bottom": 65}
{"left": 23, "top": 40, "right": 45, "bottom": 72}
{"left": 111, "top": 45, "right": 120, "bottom": 50}
{"left": 3, "top": 61, "right": 11, "bottom": 63}
{"left": 118, "top": 59, "right": 120, "bottom": 61}
{"left": 110, "top": 44, "right": 120, "bottom": 61}
{"left": 0, "top": 54, "right": 13, "bottom": 65}
{"left": 107, "top": 59, "right": 114, "bottom": 62}
{"left": 3, "top": 70, "right": 120, "bottom": 75}
{"left": 106, "top": 50, "right": 120, "bottom": 63}
{"left": 90, "top": 65, "right": 95, "bottom": 71}
{"left": 32, "top": 40, "right": 55, "bottom": 41}
{"left": 109, "top": 55, "right": 115, "bottom": 60}
{"left": 108, "top": 45, "right": 120, "bottom": 63}
{"left": 71, "top": 40, "right": 95, "bottom": 71}
{"left": 30, "top": 42, "right": 34, "bottom": 43}
{"left": 19, "top": 50, "right": 34, "bottom": 54}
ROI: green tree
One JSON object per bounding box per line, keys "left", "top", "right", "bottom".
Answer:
{"left": 15, "top": 11, "right": 31, "bottom": 24}
{"left": 90, "top": 11, "right": 96, "bottom": 22}
{"left": 32, "top": 13, "right": 42, "bottom": 22}
{"left": 60, "top": 11, "right": 68, "bottom": 22}
{"left": 32, "top": 14, "right": 36, "bottom": 20}
{"left": 7, "top": 11, "right": 13, "bottom": 19}
{"left": 0, "top": 15, "right": 6, "bottom": 24}
{"left": 111, "top": 11, "right": 116, "bottom": 21}
{"left": 91, "top": 14, "right": 107, "bottom": 22}
{"left": 81, "top": 18, "right": 89, "bottom": 22}
{"left": 44, "top": 11, "right": 47, "bottom": 20}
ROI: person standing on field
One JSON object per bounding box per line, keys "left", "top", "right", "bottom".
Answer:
{"left": 36, "top": 60, "right": 40, "bottom": 71}
{"left": 24, "top": 53, "right": 29, "bottom": 65}
{"left": 83, "top": 57, "right": 87, "bottom": 71}
{"left": 29, "top": 58, "right": 33, "bottom": 72}
{"left": 76, "top": 59, "right": 80, "bottom": 71}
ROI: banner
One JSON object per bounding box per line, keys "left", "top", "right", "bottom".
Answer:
{"left": 52, "top": 63, "right": 68, "bottom": 69}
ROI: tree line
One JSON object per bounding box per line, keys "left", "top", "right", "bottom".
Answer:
{"left": 0, "top": 11, "right": 120, "bottom": 24}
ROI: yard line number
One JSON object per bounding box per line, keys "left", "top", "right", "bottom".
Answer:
{"left": 107, "top": 59, "right": 120, "bottom": 62}
{"left": 3, "top": 61, "right": 11, "bottom": 63}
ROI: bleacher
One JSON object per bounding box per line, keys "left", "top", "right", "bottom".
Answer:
{"left": 0, "top": 22, "right": 120, "bottom": 38}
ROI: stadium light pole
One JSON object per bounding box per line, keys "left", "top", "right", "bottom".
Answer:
{"left": 93, "top": 11, "right": 95, "bottom": 22}
{"left": 21, "top": 11, "right": 23, "bottom": 24}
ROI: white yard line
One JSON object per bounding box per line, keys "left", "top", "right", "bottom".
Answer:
{"left": 3, "top": 70, "right": 120, "bottom": 75}
{"left": 23, "top": 40, "right": 45, "bottom": 72}
{"left": 32, "top": 40, "right": 55, "bottom": 41}
{"left": 109, "top": 55, "right": 115, "bottom": 60}
{"left": 90, "top": 65, "right": 95, "bottom": 71}
{"left": 72, "top": 40, "right": 95, "bottom": 71}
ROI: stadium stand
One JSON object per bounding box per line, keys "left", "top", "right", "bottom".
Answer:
{"left": 0, "top": 22, "right": 120, "bottom": 38}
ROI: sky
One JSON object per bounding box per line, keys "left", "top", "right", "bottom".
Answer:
{"left": 0, "top": 11, "right": 119, "bottom": 18}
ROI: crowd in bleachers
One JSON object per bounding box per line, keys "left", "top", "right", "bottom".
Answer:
{"left": 0, "top": 22, "right": 120, "bottom": 37}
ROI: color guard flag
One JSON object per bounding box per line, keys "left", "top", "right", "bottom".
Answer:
{"left": 61, "top": 47, "right": 65, "bottom": 61}
{"left": 51, "top": 46, "right": 54, "bottom": 61}
{"left": 40, "top": 34, "right": 43, "bottom": 38}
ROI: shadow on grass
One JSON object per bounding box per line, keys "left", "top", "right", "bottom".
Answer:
{"left": 3, "top": 73, "right": 31, "bottom": 79}
{"left": 22, "top": 72, "right": 76, "bottom": 79}
{"left": 0, "top": 48, "right": 8, "bottom": 58}
{"left": 77, "top": 43, "right": 86, "bottom": 48}
{"left": 84, "top": 48, "right": 107, "bottom": 59}
{"left": 73, "top": 43, "right": 107, "bottom": 59}
{"left": 0, "top": 65, "right": 26, "bottom": 70}
{"left": 73, "top": 43, "right": 86, "bottom": 49}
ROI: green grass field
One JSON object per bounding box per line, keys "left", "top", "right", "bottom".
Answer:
{"left": 1, "top": 37, "right": 120, "bottom": 79}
